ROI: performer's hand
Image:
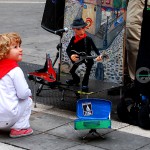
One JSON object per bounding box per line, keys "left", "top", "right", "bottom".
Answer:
{"left": 96, "top": 55, "right": 103, "bottom": 62}
{"left": 71, "top": 54, "right": 79, "bottom": 62}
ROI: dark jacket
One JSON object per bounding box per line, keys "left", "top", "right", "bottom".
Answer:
{"left": 66, "top": 36, "right": 100, "bottom": 59}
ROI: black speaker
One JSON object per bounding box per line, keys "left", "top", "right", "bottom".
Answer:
{"left": 41, "top": 0, "right": 65, "bottom": 35}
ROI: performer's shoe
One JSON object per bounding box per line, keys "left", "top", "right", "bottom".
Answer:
{"left": 10, "top": 128, "right": 33, "bottom": 138}
{"left": 82, "top": 86, "right": 89, "bottom": 92}
{"left": 66, "top": 79, "right": 80, "bottom": 86}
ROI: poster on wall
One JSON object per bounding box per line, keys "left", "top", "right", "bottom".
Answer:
{"left": 61, "top": 0, "right": 127, "bottom": 84}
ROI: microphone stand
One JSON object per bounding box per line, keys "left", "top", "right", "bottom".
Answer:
{"left": 41, "top": 26, "right": 67, "bottom": 81}
{"left": 57, "top": 34, "right": 63, "bottom": 82}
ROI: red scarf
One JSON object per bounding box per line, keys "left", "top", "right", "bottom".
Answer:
{"left": 74, "top": 33, "right": 87, "bottom": 43}
{"left": 0, "top": 59, "right": 18, "bottom": 79}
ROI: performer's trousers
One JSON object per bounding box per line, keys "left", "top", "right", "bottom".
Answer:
{"left": 70, "top": 59, "right": 94, "bottom": 86}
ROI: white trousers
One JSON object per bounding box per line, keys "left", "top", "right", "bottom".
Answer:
{"left": 0, "top": 98, "right": 32, "bottom": 130}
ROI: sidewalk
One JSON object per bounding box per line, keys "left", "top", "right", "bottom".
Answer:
{"left": 0, "top": 1, "right": 150, "bottom": 150}
{"left": 0, "top": 103, "right": 150, "bottom": 150}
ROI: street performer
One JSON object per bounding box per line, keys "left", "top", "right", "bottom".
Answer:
{"left": 66, "top": 18, "right": 103, "bottom": 92}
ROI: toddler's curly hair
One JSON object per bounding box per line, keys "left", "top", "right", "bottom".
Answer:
{"left": 0, "top": 32, "right": 22, "bottom": 60}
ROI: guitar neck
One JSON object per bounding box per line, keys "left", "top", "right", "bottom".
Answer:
{"left": 85, "top": 56, "right": 97, "bottom": 59}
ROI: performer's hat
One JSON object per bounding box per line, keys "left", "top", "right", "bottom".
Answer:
{"left": 71, "top": 18, "right": 87, "bottom": 28}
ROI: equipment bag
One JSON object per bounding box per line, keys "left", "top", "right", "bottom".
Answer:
{"left": 117, "top": 85, "right": 150, "bottom": 129}
{"left": 135, "top": 0, "right": 150, "bottom": 96}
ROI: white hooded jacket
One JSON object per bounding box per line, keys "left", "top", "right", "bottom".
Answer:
{"left": 0, "top": 67, "right": 32, "bottom": 121}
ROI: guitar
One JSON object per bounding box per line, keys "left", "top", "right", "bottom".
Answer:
{"left": 27, "top": 54, "right": 57, "bottom": 84}
{"left": 70, "top": 50, "right": 109, "bottom": 63}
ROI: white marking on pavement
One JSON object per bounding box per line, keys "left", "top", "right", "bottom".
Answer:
{"left": 32, "top": 103, "right": 77, "bottom": 120}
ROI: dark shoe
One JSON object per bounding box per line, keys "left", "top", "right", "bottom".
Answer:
{"left": 82, "top": 86, "right": 89, "bottom": 92}
{"left": 66, "top": 79, "right": 79, "bottom": 86}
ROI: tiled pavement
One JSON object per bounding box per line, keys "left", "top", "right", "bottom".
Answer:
{"left": 0, "top": 0, "right": 150, "bottom": 149}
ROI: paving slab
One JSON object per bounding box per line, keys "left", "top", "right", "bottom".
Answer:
{"left": 30, "top": 111, "right": 73, "bottom": 132}
{"left": 139, "top": 145, "right": 150, "bottom": 150}
{"left": 118, "top": 125, "right": 150, "bottom": 138}
{"left": 47, "top": 122, "right": 114, "bottom": 142}
{"left": 0, "top": 104, "right": 150, "bottom": 150}
{"left": 0, "top": 142, "right": 23, "bottom": 150}
{"left": 65, "top": 145, "right": 105, "bottom": 150}
{"left": 0, "top": 1, "right": 150, "bottom": 150}
{"left": 4, "top": 133, "right": 81, "bottom": 150}
{"left": 88, "top": 131, "right": 150, "bottom": 150}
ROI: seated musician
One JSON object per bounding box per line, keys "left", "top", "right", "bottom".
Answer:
{"left": 66, "top": 17, "right": 103, "bottom": 92}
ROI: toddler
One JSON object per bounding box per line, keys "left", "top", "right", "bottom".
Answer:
{"left": 0, "top": 32, "right": 33, "bottom": 138}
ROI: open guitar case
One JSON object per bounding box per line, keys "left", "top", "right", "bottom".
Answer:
{"left": 117, "top": 0, "right": 150, "bottom": 129}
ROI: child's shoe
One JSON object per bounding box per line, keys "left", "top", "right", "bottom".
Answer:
{"left": 10, "top": 128, "right": 33, "bottom": 138}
